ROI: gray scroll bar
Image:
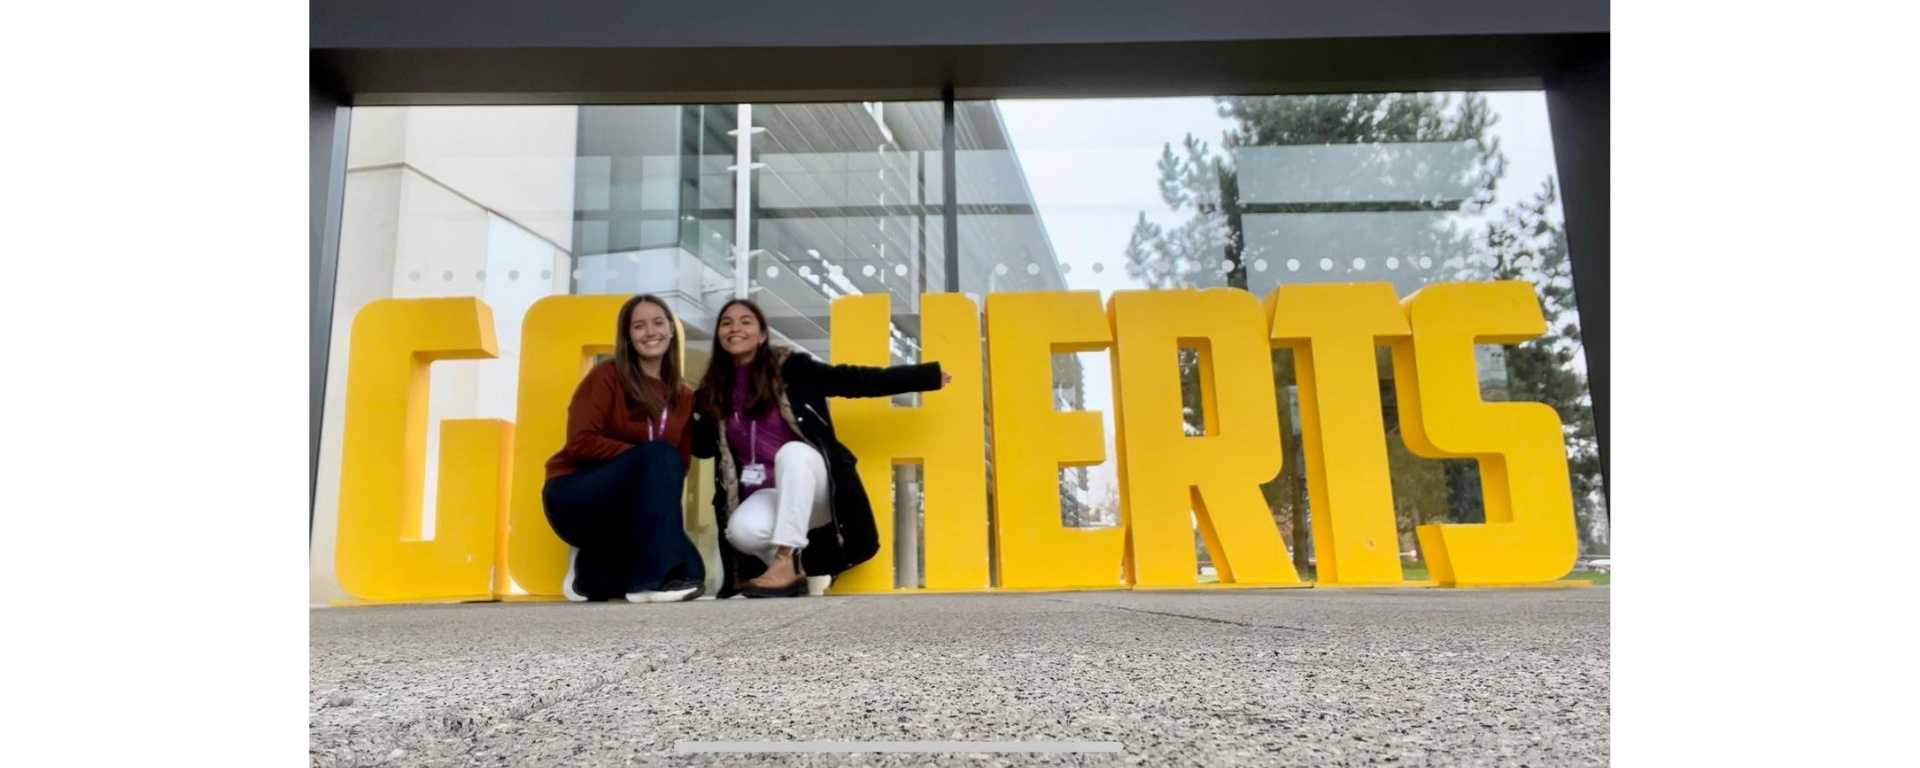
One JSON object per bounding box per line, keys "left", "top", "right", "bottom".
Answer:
{"left": 677, "top": 741, "right": 1123, "bottom": 753}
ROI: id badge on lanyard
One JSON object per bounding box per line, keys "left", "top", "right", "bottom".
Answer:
{"left": 737, "top": 416, "right": 767, "bottom": 487}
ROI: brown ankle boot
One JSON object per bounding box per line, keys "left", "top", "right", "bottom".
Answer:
{"left": 743, "top": 548, "right": 808, "bottom": 598}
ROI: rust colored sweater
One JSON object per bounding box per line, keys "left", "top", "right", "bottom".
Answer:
{"left": 544, "top": 361, "right": 694, "bottom": 479}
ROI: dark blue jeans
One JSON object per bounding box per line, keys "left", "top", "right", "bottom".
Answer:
{"left": 542, "top": 441, "right": 703, "bottom": 600}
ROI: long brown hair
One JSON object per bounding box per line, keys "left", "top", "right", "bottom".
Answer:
{"left": 613, "top": 294, "right": 688, "bottom": 422}
{"left": 694, "top": 299, "right": 781, "bottom": 418}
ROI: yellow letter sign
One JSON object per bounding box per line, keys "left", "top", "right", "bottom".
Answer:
{"left": 1108, "top": 289, "right": 1301, "bottom": 588}
{"left": 1267, "top": 283, "right": 1413, "bottom": 586}
{"left": 986, "top": 291, "right": 1125, "bottom": 590}
{"left": 328, "top": 283, "right": 1591, "bottom": 601}
{"left": 336, "top": 298, "right": 512, "bottom": 602}
{"left": 828, "top": 293, "right": 990, "bottom": 592}
{"left": 1391, "top": 282, "right": 1578, "bottom": 586}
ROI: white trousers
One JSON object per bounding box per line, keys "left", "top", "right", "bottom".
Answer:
{"left": 726, "top": 441, "right": 831, "bottom": 564}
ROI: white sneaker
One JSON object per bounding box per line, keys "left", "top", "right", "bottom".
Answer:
{"left": 562, "top": 547, "right": 586, "bottom": 602}
{"left": 625, "top": 579, "right": 704, "bottom": 603}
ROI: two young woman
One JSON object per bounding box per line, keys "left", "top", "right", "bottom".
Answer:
{"left": 542, "top": 295, "right": 947, "bottom": 602}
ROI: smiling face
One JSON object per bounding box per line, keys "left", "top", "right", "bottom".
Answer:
{"left": 717, "top": 302, "right": 767, "bottom": 363}
{"left": 627, "top": 300, "right": 672, "bottom": 366}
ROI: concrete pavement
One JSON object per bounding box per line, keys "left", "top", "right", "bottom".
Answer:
{"left": 310, "top": 588, "right": 1608, "bottom": 766}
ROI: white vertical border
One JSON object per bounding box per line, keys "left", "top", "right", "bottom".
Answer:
{"left": 1615, "top": 1, "right": 1914, "bottom": 764}
{"left": 0, "top": 0, "right": 307, "bottom": 763}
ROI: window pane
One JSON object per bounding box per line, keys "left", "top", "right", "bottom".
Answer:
{"left": 314, "top": 101, "right": 941, "bottom": 602}
{"left": 957, "top": 93, "right": 1608, "bottom": 582}
{"left": 316, "top": 106, "right": 581, "bottom": 602}
{"left": 314, "top": 94, "right": 1608, "bottom": 602}
{"left": 741, "top": 102, "right": 943, "bottom": 363}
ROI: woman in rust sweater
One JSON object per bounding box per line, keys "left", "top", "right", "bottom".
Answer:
{"left": 542, "top": 294, "right": 703, "bottom": 603}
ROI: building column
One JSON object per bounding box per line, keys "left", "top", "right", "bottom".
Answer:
{"left": 311, "top": 87, "right": 351, "bottom": 529}
{"left": 1546, "top": 43, "right": 1609, "bottom": 511}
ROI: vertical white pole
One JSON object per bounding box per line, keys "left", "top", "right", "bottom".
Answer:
{"left": 733, "top": 103, "right": 754, "bottom": 300}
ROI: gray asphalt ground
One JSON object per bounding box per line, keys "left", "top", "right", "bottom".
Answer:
{"left": 310, "top": 588, "right": 1608, "bottom": 766}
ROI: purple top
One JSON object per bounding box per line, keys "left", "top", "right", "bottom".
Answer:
{"left": 725, "top": 363, "right": 801, "bottom": 490}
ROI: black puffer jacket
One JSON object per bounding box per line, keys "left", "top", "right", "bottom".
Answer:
{"left": 690, "top": 347, "right": 943, "bottom": 595}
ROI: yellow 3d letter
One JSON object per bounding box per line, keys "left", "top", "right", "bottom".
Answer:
{"left": 1267, "top": 283, "right": 1412, "bottom": 586}
{"left": 828, "top": 293, "right": 990, "bottom": 592}
{"left": 986, "top": 291, "right": 1125, "bottom": 589}
{"left": 1109, "top": 289, "right": 1300, "bottom": 587}
{"left": 336, "top": 298, "right": 510, "bottom": 602}
{"left": 1391, "top": 282, "right": 1578, "bottom": 586}
{"left": 508, "top": 294, "right": 683, "bottom": 596}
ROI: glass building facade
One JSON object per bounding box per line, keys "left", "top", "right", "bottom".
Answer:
{"left": 310, "top": 94, "right": 1607, "bottom": 601}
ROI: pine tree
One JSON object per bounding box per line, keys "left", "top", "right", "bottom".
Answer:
{"left": 1472, "top": 179, "right": 1608, "bottom": 551}
{"left": 1124, "top": 93, "right": 1606, "bottom": 570}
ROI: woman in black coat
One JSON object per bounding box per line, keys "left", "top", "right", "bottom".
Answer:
{"left": 690, "top": 299, "right": 949, "bottom": 598}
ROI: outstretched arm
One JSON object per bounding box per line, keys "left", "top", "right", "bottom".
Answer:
{"left": 800, "top": 354, "right": 947, "bottom": 399}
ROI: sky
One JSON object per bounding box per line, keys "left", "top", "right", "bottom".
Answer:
{"left": 987, "top": 92, "right": 1568, "bottom": 503}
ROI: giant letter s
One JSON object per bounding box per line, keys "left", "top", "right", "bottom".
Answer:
{"left": 1392, "top": 282, "right": 1579, "bottom": 586}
